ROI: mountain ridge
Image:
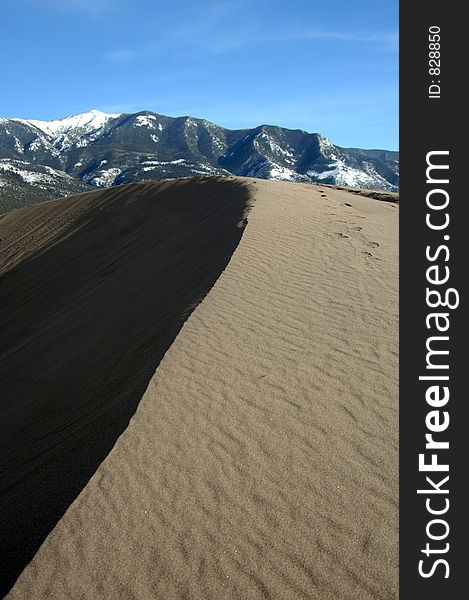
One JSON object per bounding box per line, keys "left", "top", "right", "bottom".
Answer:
{"left": 0, "top": 109, "right": 399, "bottom": 213}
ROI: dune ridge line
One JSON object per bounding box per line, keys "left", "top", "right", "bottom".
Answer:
{"left": 0, "top": 177, "right": 251, "bottom": 596}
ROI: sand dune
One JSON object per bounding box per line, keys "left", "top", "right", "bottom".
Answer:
{"left": 1, "top": 178, "right": 398, "bottom": 599}
{"left": 0, "top": 178, "right": 250, "bottom": 595}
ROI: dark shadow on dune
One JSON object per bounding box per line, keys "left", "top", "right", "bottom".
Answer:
{"left": 0, "top": 177, "right": 250, "bottom": 596}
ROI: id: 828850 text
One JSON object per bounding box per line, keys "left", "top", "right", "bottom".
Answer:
{"left": 428, "top": 25, "right": 441, "bottom": 99}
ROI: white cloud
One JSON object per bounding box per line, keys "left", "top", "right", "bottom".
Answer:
{"left": 104, "top": 22, "right": 397, "bottom": 64}
{"left": 194, "top": 27, "right": 399, "bottom": 55}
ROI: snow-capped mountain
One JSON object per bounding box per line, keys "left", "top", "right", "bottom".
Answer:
{"left": 0, "top": 109, "right": 399, "bottom": 212}
{"left": 21, "top": 109, "right": 121, "bottom": 151}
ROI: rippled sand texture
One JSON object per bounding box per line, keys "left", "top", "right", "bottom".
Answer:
{"left": 0, "top": 178, "right": 250, "bottom": 594}
{"left": 6, "top": 179, "right": 398, "bottom": 599}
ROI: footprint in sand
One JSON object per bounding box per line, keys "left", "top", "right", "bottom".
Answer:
{"left": 367, "top": 241, "right": 380, "bottom": 248}
{"left": 336, "top": 233, "right": 349, "bottom": 239}
{"left": 353, "top": 226, "right": 363, "bottom": 232}
{"left": 361, "top": 250, "right": 381, "bottom": 261}
{"left": 344, "top": 203, "right": 352, "bottom": 207}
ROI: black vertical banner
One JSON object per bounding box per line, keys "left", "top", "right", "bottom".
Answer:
{"left": 400, "top": 2, "right": 466, "bottom": 599}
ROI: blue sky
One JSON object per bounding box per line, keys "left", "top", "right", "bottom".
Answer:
{"left": 1, "top": 0, "right": 398, "bottom": 149}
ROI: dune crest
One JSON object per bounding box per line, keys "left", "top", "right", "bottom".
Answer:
{"left": 2, "top": 178, "right": 398, "bottom": 599}
{"left": 0, "top": 178, "right": 250, "bottom": 596}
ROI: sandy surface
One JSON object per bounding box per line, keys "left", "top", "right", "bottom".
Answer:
{"left": 2, "top": 178, "right": 398, "bottom": 599}
{"left": 0, "top": 178, "right": 250, "bottom": 594}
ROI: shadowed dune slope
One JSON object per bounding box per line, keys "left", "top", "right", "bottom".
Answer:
{"left": 0, "top": 177, "right": 251, "bottom": 596}
{"left": 7, "top": 179, "right": 398, "bottom": 600}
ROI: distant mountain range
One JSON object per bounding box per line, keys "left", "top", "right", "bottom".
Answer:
{"left": 0, "top": 109, "right": 399, "bottom": 212}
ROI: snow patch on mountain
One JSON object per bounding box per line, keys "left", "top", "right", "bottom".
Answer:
{"left": 26, "top": 110, "right": 120, "bottom": 137}
{"left": 135, "top": 115, "right": 158, "bottom": 128}
{"left": 246, "top": 159, "right": 300, "bottom": 182}
{"left": 0, "top": 159, "right": 80, "bottom": 186}
{"left": 143, "top": 159, "right": 186, "bottom": 167}
{"left": 318, "top": 134, "right": 337, "bottom": 157}
{"left": 268, "top": 163, "right": 298, "bottom": 180}
{"left": 307, "top": 159, "right": 394, "bottom": 190}
{"left": 90, "top": 168, "right": 122, "bottom": 187}
{"left": 27, "top": 138, "right": 45, "bottom": 152}
{"left": 75, "top": 138, "right": 89, "bottom": 148}
{"left": 13, "top": 138, "right": 24, "bottom": 154}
